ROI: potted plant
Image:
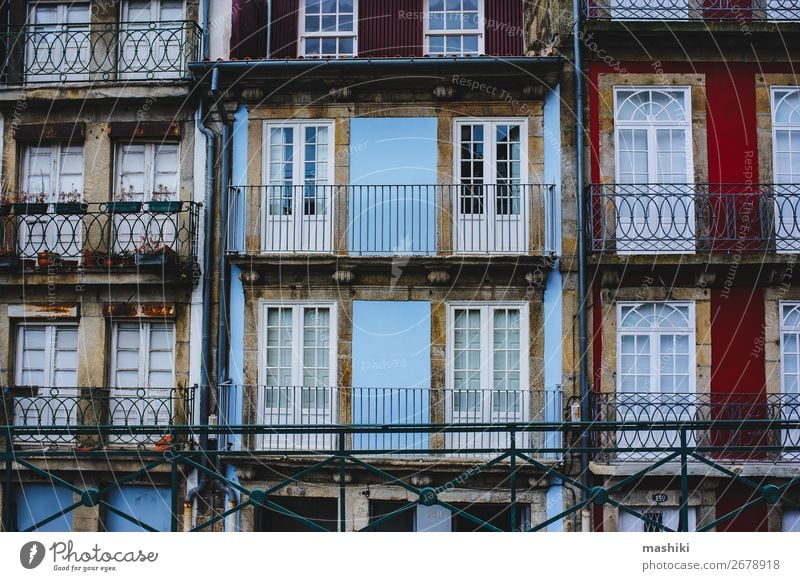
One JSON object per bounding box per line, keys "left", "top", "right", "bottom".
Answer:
{"left": 0, "top": 241, "right": 16, "bottom": 269}
{"left": 37, "top": 251, "right": 61, "bottom": 268}
{"left": 54, "top": 188, "right": 88, "bottom": 214}
{"left": 107, "top": 186, "right": 142, "bottom": 214}
{"left": 134, "top": 234, "right": 176, "bottom": 267}
{"left": 12, "top": 192, "right": 48, "bottom": 215}
{"left": 99, "top": 254, "right": 122, "bottom": 268}
{"left": 147, "top": 185, "right": 182, "bottom": 213}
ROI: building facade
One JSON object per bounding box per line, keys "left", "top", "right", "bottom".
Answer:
{"left": 1, "top": 0, "right": 799, "bottom": 533}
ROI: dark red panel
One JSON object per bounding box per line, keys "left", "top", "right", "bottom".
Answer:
{"left": 230, "top": 0, "right": 267, "bottom": 59}
{"left": 711, "top": 287, "right": 765, "bottom": 396}
{"left": 485, "top": 0, "right": 523, "bottom": 56}
{"left": 715, "top": 482, "right": 768, "bottom": 531}
{"left": 359, "top": 0, "right": 423, "bottom": 58}
{"left": 271, "top": 0, "right": 300, "bottom": 58}
{"left": 592, "top": 286, "right": 602, "bottom": 392}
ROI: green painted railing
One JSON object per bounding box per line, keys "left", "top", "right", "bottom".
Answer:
{"left": 2, "top": 419, "right": 800, "bottom": 533}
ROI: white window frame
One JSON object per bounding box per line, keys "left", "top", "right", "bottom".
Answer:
{"left": 424, "top": 0, "right": 485, "bottom": 56}
{"left": 445, "top": 302, "right": 530, "bottom": 406}
{"left": 619, "top": 507, "right": 697, "bottom": 532}
{"left": 616, "top": 301, "right": 696, "bottom": 395}
{"left": 262, "top": 120, "right": 335, "bottom": 188}
{"left": 26, "top": 2, "right": 91, "bottom": 83}
{"left": 298, "top": 0, "right": 358, "bottom": 58}
{"left": 21, "top": 142, "right": 84, "bottom": 201}
{"left": 257, "top": 301, "right": 337, "bottom": 389}
{"left": 613, "top": 86, "right": 694, "bottom": 186}
{"left": 14, "top": 322, "right": 79, "bottom": 389}
{"left": 771, "top": 86, "right": 800, "bottom": 183}
{"left": 452, "top": 117, "right": 529, "bottom": 185}
{"left": 121, "top": 0, "right": 186, "bottom": 22}
{"left": 114, "top": 141, "right": 180, "bottom": 202}
{"left": 109, "top": 321, "right": 176, "bottom": 389}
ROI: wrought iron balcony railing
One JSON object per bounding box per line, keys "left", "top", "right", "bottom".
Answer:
{"left": 227, "top": 184, "right": 557, "bottom": 257}
{"left": 587, "top": 183, "right": 800, "bottom": 254}
{"left": 218, "top": 385, "right": 564, "bottom": 456}
{"left": 0, "top": 201, "right": 200, "bottom": 272}
{"left": 592, "top": 392, "right": 800, "bottom": 462}
{"left": 0, "top": 21, "right": 201, "bottom": 84}
{"left": 584, "top": 0, "right": 800, "bottom": 21}
{"left": 1, "top": 385, "right": 194, "bottom": 448}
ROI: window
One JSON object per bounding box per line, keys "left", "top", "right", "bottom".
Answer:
{"left": 18, "top": 143, "right": 84, "bottom": 259}
{"left": 771, "top": 88, "right": 800, "bottom": 252}
{"left": 619, "top": 507, "right": 697, "bottom": 532}
{"left": 110, "top": 322, "right": 176, "bottom": 441}
{"left": 14, "top": 324, "right": 79, "bottom": 436}
{"left": 453, "top": 119, "right": 528, "bottom": 253}
{"left": 120, "top": 0, "right": 185, "bottom": 79}
{"left": 25, "top": 2, "right": 91, "bottom": 83}
{"left": 258, "top": 302, "right": 336, "bottom": 449}
{"left": 300, "top": 0, "right": 357, "bottom": 58}
{"left": 114, "top": 142, "right": 179, "bottom": 254}
{"left": 779, "top": 303, "right": 800, "bottom": 454}
{"left": 446, "top": 303, "right": 529, "bottom": 422}
{"left": 614, "top": 87, "right": 694, "bottom": 253}
{"left": 425, "top": 0, "right": 484, "bottom": 56}
{"left": 616, "top": 302, "right": 695, "bottom": 458}
{"left": 262, "top": 121, "right": 333, "bottom": 252}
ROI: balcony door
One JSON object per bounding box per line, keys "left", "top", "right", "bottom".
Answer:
{"left": 772, "top": 88, "right": 800, "bottom": 252}
{"left": 779, "top": 303, "right": 800, "bottom": 456}
{"left": 26, "top": 3, "right": 90, "bottom": 83}
{"left": 262, "top": 122, "right": 333, "bottom": 253}
{"left": 446, "top": 303, "right": 530, "bottom": 453}
{"left": 454, "top": 119, "right": 528, "bottom": 254}
{"left": 258, "top": 303, "right": 336, "bottom": 450}
{"left": 614, "top": 88, "right": 694, "bottom": 254}
{"left": 14, "top": 324, "right": 79, "bottom": 442}
{"left": 616, "top": 302, "right": 696, "bottom": 459}
{"left": 110, "top": 322, "right": 176, "bottom": 444}
{"left": 19, "top": 143, "right": 84, "bottom": 260}
{"left": 120, "top": 0, "right": 185, "bottom": 80}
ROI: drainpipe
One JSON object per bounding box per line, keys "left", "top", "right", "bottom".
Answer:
{"left": 265, "top": 1, "right": 272, "bottom": 59}
{"left": 201, "top": 0, "right": 210, "bottom": 60}
{"left": 572, "top": 0, "right": 591, "bottom": 503}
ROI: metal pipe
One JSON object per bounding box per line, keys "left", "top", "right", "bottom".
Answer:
{"left": 201, "top": 0, "right": 210, "bottom": 60}
{"left": 265, "top": 1, "right": 272, "bottom": 59}
{"left": 572, "top": 0, "right": 592, "bottom": 503}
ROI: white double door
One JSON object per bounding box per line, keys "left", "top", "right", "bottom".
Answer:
{"left": 14, "top": 324, "right": 79, "bottom": 441}
{"left": 119, "top": 0, "right": 185, "bottom": 79}
{"left": 454, "top": 120, "right": 528, "bottom": 254}
{"left": 262, "top": 123, "right": 333, "bottom": 253}
{"left": 26, "top": 3, "right": 90, "bottom": 83}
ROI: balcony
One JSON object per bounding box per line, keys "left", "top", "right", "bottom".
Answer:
{"left": 0, "top": 201, "right": 200, "bottom": 274}
{"left": 588, "top": 184, "right": 800, "bottom": 254}
{"left": 592, "top": 392, "right": 800, "bottom": 462}
{"left": 218, "top": 385, "right": 564, "bottom": 457}
{"left": 227, "top": 184, "right": 556, "bottom": 257}
{"left": 1, "top": 385, "right": 194, "bottom": 448}
{"left": 584, "top": 0, "right": 800, "bottom": 21}
{"left": 0, "top": 21, "right": 201, "bottom": 85}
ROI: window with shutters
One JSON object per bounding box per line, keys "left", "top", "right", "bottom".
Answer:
{"left": 299, "top": 0, "right": 357, "bottom": 58}
{"left": 424, "top": 0, "right": 484, "bottom": 56}
{"left": 18, "top": 143, "right": 84, "bottom": 259}
{"left": 25, "top": 2, "right": 91, "bottom": 83}
{"left": 14, "top": 324, "right": 79, "bottom": 436}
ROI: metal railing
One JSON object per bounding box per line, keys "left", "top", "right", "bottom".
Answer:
{"left": 227, "top": 184, "right": 556, "bottom": 256}
{"left": 1, "top": 386, "right": 194, "bottom": 447}
{"left": 218, "top": 385, "right": 564, "bottom": 456}
{"left": 0, "top": 21, "right": 201, "bottom": 84}
{"left": 0, "top": 201, "right": 201, "bottom": 271}
{"left": 584, "top": 0, "right": 800, "bottom": 21}
{"left": 587, "top": 184, "right": 800, "bottom": 253}
{"left": 593, "top": 392, "right": 800, "bottom": 461}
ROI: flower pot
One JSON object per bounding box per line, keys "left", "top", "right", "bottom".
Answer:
{"left": 107, "top": 201, "right": 142, "bottom": 214}
{"left": 147, "top": 201, "right": 182, "bottom": 213}
{"left": 37, "top": 252, "right": 61, "bottom": 268}
{"left": 100, "top": 255, "right": 121, "bottom": 267}
{"left": 135, "top": 253, "right": 169, "bottom": 267}
{"left": 54, "top": 202, "right": 88, "bottom": 215}
{"left": 0, "top": 255, "right": 17, "bottom": 269}
{"left": 12, "top": 202, "right": 48, "bottom": 215}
